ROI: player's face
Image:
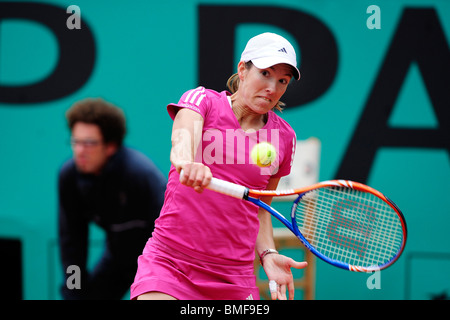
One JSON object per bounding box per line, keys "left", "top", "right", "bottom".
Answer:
{"left": 238, "top": 62, "right": 292, "bottom": 114}
{"left": 70, "top": 122, "right": 117, "bottom": 174}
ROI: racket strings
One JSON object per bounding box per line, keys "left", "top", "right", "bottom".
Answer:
{"left": 294, "top": 187, "right": 404, "bottom": 267}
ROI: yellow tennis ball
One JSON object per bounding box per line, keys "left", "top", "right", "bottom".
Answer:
{"left": 251, "top": 142, "right": 276, "bottom": 167}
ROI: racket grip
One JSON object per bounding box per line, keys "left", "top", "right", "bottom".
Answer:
{"left": 179, "top": 169, "right": 247, "bottom": 199}
{"left": 208, "top": 177, "right": 247, "bottom": 199}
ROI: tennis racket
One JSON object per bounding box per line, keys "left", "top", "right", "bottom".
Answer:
{"left": 182, "top": 171, "right": 407, "bottom": 272}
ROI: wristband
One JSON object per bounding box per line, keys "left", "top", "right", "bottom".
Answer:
{"left": 259, "top": 249, "right": 279, "bottom": 264}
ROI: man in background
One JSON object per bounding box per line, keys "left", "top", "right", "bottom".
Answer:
{"left": 58, "top": 98, "right": 166, "bottom": 299}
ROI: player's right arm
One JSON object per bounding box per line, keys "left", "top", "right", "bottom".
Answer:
{"left": 170, "top": 108, "right": 211, "bottom": 192}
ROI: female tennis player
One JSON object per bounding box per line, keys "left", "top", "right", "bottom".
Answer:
{"left": 131, "top": 33, "right": 307, "bottom": 300}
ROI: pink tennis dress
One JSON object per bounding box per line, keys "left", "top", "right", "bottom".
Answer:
{"left": 130, "top": 87, "right": 296, "bottom": 300}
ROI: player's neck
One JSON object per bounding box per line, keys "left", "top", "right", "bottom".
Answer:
{"left": 230, "top": 95, "right": 267, "bottom": 131}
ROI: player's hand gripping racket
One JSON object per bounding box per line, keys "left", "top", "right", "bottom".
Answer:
{"left": 181, "top": 171, "right": 407, "bottom": 272}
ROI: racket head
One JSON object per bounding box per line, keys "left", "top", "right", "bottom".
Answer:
{"left": 289, "top": 180, "right": 407, "bottom": 272}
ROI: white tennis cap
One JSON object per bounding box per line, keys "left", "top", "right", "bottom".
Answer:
{"left": 240, "top": 32, "right": 300, "bottom": 80}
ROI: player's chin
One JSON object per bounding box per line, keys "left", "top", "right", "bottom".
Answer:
{"left": 250, "top": 101, "right": 274, "bottom": 114}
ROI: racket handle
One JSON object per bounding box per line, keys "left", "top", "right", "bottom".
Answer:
{"left": 179, "top": 170, "right": 247, "bottom": 199}
{"left": 208, "top": 177, "right": 247, "bottom": 199}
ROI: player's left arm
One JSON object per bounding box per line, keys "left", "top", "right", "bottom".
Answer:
{"left": 255, "top": 177, "right": 280, "bottom": 258}
{"left": 255, "top": 176, "right": 308, "bottom": 300}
